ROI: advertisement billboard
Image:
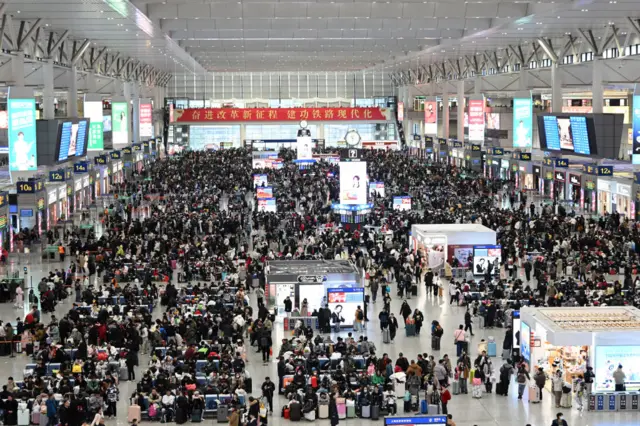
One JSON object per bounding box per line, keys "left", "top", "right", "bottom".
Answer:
{"left": 139, "top": 103, "right": 153, "bottom": 138}
{"left": 8, "top": 98, "right": 37, "bottom": 171}
{"left": 369, "top": 181, "right": 385, "bottom": 197}
{"left": 256, "top": 187, "right": 274, "bottom": 199}
{"left": 473, "top": 245, "right": 502, "bottom": 275}
{"left": 296, "top": 135, "right": 313, "bottom": 160}
{"left": 632, "top": 95, "right": 640, "bottom": 164}
{"left": 339, "top": 161, "right": 367, "bottom": 204}
{"left": 84, "top": 100, "right": 104, "bottom": 151}
{"left": 327, "top": 287, "right": 364, "bottom": 327}
{"left": 397, "top": 102, "right": 404, "bottom": 122}
{"left": 253, "top": 174, "right": 268, "bottom": 188}
{"left": 257, "top": 198, "right": 276, "bottom": 213}
{"left": 520, "top": 322, "right": 531, "bottom": 365}
{"left": 468, "top": 98, "right": 485, "bottom": 142}
{"left": 393, "top": 196, "right": 412, "bottom": 211}
{"left": 111, "top": 101, "right": 129, "bottom": 146}
{"left": 424, "top": 100, "right": 437, "bottom": 135}
{"left": 513, "top": 97, "right": 533, "bottom": 149}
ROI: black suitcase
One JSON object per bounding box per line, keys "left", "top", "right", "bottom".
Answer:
{"left": 371, "top": 405, "right": 379, "bottom": 420}
{"left": 244, "top": 377, "right": 252, "bottom": 393}
{"left": 431, "top": 336, "right": 440, "bottom": 350}
{"left": 191, "top": 409, "right": 202, "bottom": 423}
{"left": 289, "top": 402, "right": 302, "bottom": 421}
{"left": 403, "top": 400, "right": 411, "bottom": 413}
{"left": 411, "top": 285, "right": 418, "bottom": 296}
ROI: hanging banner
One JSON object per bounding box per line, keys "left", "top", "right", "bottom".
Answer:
{"left": 632, "top": 94, "right": 640, "bottom": 164}
{"left": 112, "top": 101, "right": 129, "bottom": 146}
{"left": 397, "top": 102, "right": 404, "bottom": 122}
{"left": 513, "top": 92, "right": 533, "bottom": 149}
{"left": 424, "top": 97, "right": 437, "bottom": 136}
{"left": 84, "top": 98, "right": 104, "bottom": 151}
{"left": 468, "top": 97, "right": 485, "bottom": 142}
{"left": 8, "top": 98, "right": 37, "bottom": 171}
{"left": 139, "top": 103, "right": 153, "bottom": 138}
{"left": 172, "top": 107, "right": 390, "bottom": 123}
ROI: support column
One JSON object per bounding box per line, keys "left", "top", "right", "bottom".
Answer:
{"left": 519, "top": 68, "right": 529, "bottom": 91}
{"left": 441, "top": 85, "right": 450, "bottom": 139}
{"left": 551, "top": 64, "right": 563, "bottom": 113}
{"left": 132, "top": 82, "right": 141, "bottom": 144}
{"left": 68, "top": 67, "right": 78, "bottom": 118}
{"left": 123, "top": 81, "right": 133, "bottom": 144}
{"left": 592, "top": 56, "right": 604, "bottom": 114}
{"left": 42, "top": 59, "right": 55, "bottom": 120}
{"left": 457, "top": 80, "right": 465, "bottom": 142}
{"left": 11, "top": 52, "right": 25, "bottom": 87}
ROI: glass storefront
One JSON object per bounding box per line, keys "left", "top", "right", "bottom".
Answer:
{"left": 615, "top": 183, "right": 633, "bottom": 218}
{"left": 324, "top": 123, "right": 396, "bottom": 146}
{"left": 190, "top": 125, "right": 241, "bottom": 150}
{"left": 597, "top": 179, "right": 613, "bottom": 216}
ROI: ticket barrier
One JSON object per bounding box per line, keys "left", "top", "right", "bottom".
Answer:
{"left": 588, "top": 391, "right": 640, "bottom": 411}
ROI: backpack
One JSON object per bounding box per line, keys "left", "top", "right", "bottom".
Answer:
{"left": 260, "top": 337, "right": 269, "bottom": 348}
{"left": 357, "top": 310, "right": 364, "bottom": 321}
{"left": 435, "top": 326, "right": 443, "bottom": 337}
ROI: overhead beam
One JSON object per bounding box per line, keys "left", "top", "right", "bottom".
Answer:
{"left": 47, "top": 30, "right": 69, "bottom": 58}
{"left": 559, "top": 35, "right": 577, "bottom": 60}
{"left": 70, "top": 39, "right": 90, "bottom": 65}
{"left": 116, "top": 57, "right": 132, "bottom": 76}
{"left": 627, "top": 17, "right": 640, "bottom": 37}
{"left": 537, "top": 38, "right": 558, "bottom": 63}
{"left": 91, "top": 47, "right": 107, "bottom": 69}
{"left": 17, "top": 18, "right": 42, "bottom": 51}
{"left": 106, "top": 52, "right": 121, "bottom": 74}
{"left": 578, "top": 28, "right": 599, "bottom": 55}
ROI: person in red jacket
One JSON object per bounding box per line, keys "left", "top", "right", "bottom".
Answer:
{"left": 440, "top": 385, "right": 452, "bottom": 415}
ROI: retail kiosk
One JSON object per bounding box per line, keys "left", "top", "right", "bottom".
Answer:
{"left": 520, "top": 306, "right": 640, "bottom": 392}
{"left": 265, "top": 260, "right": 363, "bottom": 319}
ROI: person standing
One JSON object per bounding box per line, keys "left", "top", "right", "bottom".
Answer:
{"left": 388, "top": 313, "right": 399, "bottom": 343}
{"left": 551, "top": 370, "right": 564, "bottom": 408}
{"left": 413, "top": 309, "right": 424, "bottom": 335}
{"left": 261, "top": 377, "right": 275, "bottom": 414}
{"left": 370, "top": 279, "right": 379, "bottom": 303}
{"left": 533, "top": 367, "right": 547, "bottom": 402}
{"left": 613, "top": 364, "right": 626, "bottom": 391}
{"left": 227, "top": 407, "right": 239, "bottom": 426}
{"left": 259, "top": 329, "right": 272, "bottom": 365}
{"left": 453, "top": 325, "right": 466, "bottom": 357}
{"left": 551, "top": 413, "right": 568, "bottom": 426}
{"left": 354, "top": 306, "right": 364, "bottom": 332}
{"left": 329, "top": 393, "right": 339, "bottom": 426}
{"left": 583, "top": 366, "right": 595, "bottom": 394}
{"left": 45, "top": 394, "right": 58, "bottom": 426}
{"left": 440, "top": 385, "right": 451, "bottom": 415}
{"left": 516, "top": 364, "right": 530, "bottom": 400}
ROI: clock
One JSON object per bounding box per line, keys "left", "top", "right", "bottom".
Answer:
{"left": 299, "top": 120, "right": 308, "bottom": 129}
{"left": 345, "top": 130, "right": 361, "bottom": 147}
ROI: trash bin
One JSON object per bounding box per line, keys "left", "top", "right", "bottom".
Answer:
{"left": 605, "top": 392, "right": 619, "bottom": 411}
{"left": 629, "top": 392, "right": 640, "bottom": 410}
{"left": 618, "top": 392, "right": 631, "bottom": 411}
{"left": 588, "top": 393, "right": 601, "bottom": 411}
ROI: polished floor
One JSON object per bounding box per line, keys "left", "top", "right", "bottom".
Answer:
{"left": 0, "top": 255, "right": 638, "bottom": 426}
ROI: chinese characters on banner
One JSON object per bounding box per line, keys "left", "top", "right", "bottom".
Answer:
{"left": 140, "top": 103, "right": 153, "bottom": 138}
{"left": 171, "top": 107, "right": 390, "bottom": 123}
{"left": 468, "top": 99, "right": 485, "bottom": 142}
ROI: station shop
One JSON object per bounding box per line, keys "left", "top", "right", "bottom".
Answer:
{"left": 520, "top": 307, "right": 640, "bottom": 394}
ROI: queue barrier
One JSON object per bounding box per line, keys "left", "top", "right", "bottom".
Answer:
{"left": 283, "top": 316, "right": 320, "bottom": 331}
{"left": 588, "top": 391, "right": 640, "bottom": 411}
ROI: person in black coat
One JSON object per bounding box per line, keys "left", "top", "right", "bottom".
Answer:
{"left": 329, "top": 394, "right": 339, "bottom": 426}
{"left": 3, "top": 395, "right": 17, "bottom": 426}
{"left": 58, "top": 400, "right": 71, "bottom": 426}
{"left": 175, "top": 392, "right": 189, "bottom": 424}
{"left": 126, "top": 350, "right": 139, "bottom": 380}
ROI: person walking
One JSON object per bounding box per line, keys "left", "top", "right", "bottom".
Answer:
{"left": 516, "top": 364, "right": 530, "bottom": 400}
{"left": 453, "top": 325, "right": 466, "bottom": 357}
{"left": 533, "top": 367, "right": 547, "bottom": 402}
{"left": 448, "top": 282, "right": 459, "bottom": 305}
{"left": 388, "top": 313, "right": 399, "bottom": 343}
{"left": 613, "top": 364, "right": 626, "bottom": 391}
{"left": 552, "top": 370, "right": 564, "bottom": 408}
{"left": 354, "top": 306, "right": 364, "bottom": 332}
{"left": 261, "top": 377, "right": 275, "bottom": 414}
{"left": 464, "top": 310, "right": 474, "bottom": 336}
{"left": 413, "top": 309, "right": 424, "bottom": 335}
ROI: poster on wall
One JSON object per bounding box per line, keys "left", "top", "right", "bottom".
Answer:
{"left": 393, "top": 196, "right": 412, "bottom": 211}
{"left": 520, "top": 322, "right": 531, "bottom": 364}
{"left": 339, "top": 161, "right": 367, "bottom": 204}
{"left": 513, "top": 96, "right": 533, "bottom": 149}
{"left": 397, "top": 102, "right": 404, "bottom": 122}
{"left": 84, "top": 100, "right": 104, "bottom": 151}
{"left": 111, "top": 101, "right": 129, "bottom": 146}
{"left": 447, "top": 245, "right": 474, "bottom": 268}
{"left": 424, "top": 99, "right": 437, "bottom": 135}
{"left": 139, "top": 103, "right": 153, "bottom": 138}
{"left": 595, "top": 345, "right": 640, "bottom": 391}
{"left": 253, "top": 174, "right": 268, "bottom": 188}
{"left": 257, "top": 198, "right": 276, "bottom": 212}
{"left": 327, "top": 287, "right": 364, "bottom": 327}
{"left": 473, "top": 245, "right": 502, "bottom": 275}
{"left": 297, "top": 135, "right": 313, "bottom": 160}
{"left": 512, "top": 311, "right": 521, "bottom": 349}
{"left": 8, "top": 98, "right": 37, "bottom": 171}
{"left": 468, "top": 98, "right": 485, "bottom": 142}
{"left": 632, "top": 95, "right": 640, "bottom": 164}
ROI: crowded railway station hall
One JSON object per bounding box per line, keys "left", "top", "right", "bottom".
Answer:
{"left": 1, "top": 1, "right": 640, "bottom": 426}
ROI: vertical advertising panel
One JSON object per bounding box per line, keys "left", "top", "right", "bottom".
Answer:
{"left": 339, "top": 161, "right": 367, "bottom": 204}
{"left": 84, "top": 100, "right": 104, "bottom": 151}
{"left": 397, "top": 101, "right": 404, "bottom": 122}
{"left": 632, "top": 95, "right": 640, "bottom": 164}
{"left": 111, "top": 101, "right": 129, "bottom": 146}
{"left": 8, "top": 98, "right": 37, "bottom": 171}
{"left": 139, "top": 103, "right": 153, "bottom": 138}
{"left": 513, "top": 97, "right": 533, "bottom": 149}
{"left": 424, "top": 98, "right": 437, "bottom": 135}
{"left": 468, "top": 98, "right": 485, "bottom": 142}
{"left": 297, "top": 136, "right": 313, "bottom": 160}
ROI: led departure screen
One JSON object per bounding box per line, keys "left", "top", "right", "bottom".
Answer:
{"left": 540, "top": 115, "right": 594, "bottom": 155}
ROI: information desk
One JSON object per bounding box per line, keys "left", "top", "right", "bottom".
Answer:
{"left": 384, "top": 415, "right": 448, "bottom": 425}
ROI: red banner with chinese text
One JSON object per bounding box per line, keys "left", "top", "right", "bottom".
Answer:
{"left": 172, "top": 107, "right": 391, "bottom": 123}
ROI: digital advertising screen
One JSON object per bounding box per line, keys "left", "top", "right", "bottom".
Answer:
{"left": 513, "top": 97, "right": 533, "bottom": 148}
{"left": 633, "top": 95, "right": 640, "bottom": 164}
{"left": 84, "top": 100, "right": 104, "bottom": 150}
{"left": 253, "top": 174, "right": 268, "bottom": 188}
{"left": 384, "top": 415, "right": 447, "bottom": 425}
{"left": 424, "top": 101, "right": 437, "bottom": 135}
{"left": 473, "top": 244, "right": 502, "bottom": 275}
{"left": 339, "top": 161, "right": 367, "bottom": 204}
{"left": 520, "top": 322, "right": 531, "bottom": 364}
{"left": 393, "top": 196, "right": 412, "bottom": 211}
{"left": 397, "top": 102, "right": 404, "bottom": 122}
{"left": 257, "top": 198, "right": 276, "bottom": 213}
{"left": 256, "top": 186, "right": 274, "bottom": 199}
{"left": 297, "top": 135, "right": 313, "bottom": 160}
{"left": 111, "top": 101, "right": 129, "bottom": 146}
{"left": 538, "top": 115, "right": 596, "bottom": 156}
{"left": 369, "top": 181, "right": 385, "bottom": 197}
{"left": 327, "top": 287, "right": 364, "bottom": 327}
{"left": 103, "top": 115, "right": 112, "bottom": 132}
{"left": 595, "top": 346, "right": 640, "bottom": 391}
{"left": 8, "top": 98, "right": 37, "bottom": 172}
{"left": 139, "top": 103, "right": 153, "bottom": 138}
{"left": 486, "top": 113, "right": 500, "bottom": 130}
{"left": 57, "top": 119, "right": 88, "bottom": 162}
{"left": 512, "top": 311, "right": 521, "bottom": 349}
{"left": 468, "top": 99, "right": 485, "bottom": 142}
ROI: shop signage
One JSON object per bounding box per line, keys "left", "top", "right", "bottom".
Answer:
{"left": 297, "top": 275, "right": 327, "bottom": 283}
{"left": 492, "top": 147, "right": 504, "bottom": 155}
{"left": 0, "top": 192, "right": 7, "bottom": 208}
{"left": 471, "top": 144, "right": 481, "bottom": 152}
{"left": 74, "top": 180, "right": 82, "bottom": 191}
{"left": 397, "top": 102, "right": 404, "bottom": 121}
{"left": 82, "top": 176, "right": 90, "bottom": 187}
{"left": 491, "top": 159, "right": 500, "bottom": 166}
{"left": 65, "top": 169, "right": 72, "bottom": 180}
{"left": 519, "top": 152, "right": 531, "bottom": 161}
{"left": 172, "top": 107, "right": 390, "bottom": 122}
{"left": 110, "top": 151, "right": 121, "bottom": 160}
{"left": 543, "top": 158, "right": 554, "bottom": 166}
{"left": 585, "top": 180, "right": 596, "bottom": 190}
{"left": 0, "top": 216, "right": 7, "bottom": 229}
{"left": 569, "top": 174, "right": 581, "bottom": 186}
{"left": 465, "top": 154, "right": 471, "bottom": 160}
{"left": 424, "top": 136, "right": 433, "bottom": 144}
{"left": 94, "top": 155, "right": 108, "bottom": 165}
{"left": 583, "top": 165, "right": 613, "bottom": 176}
{"left": 89, "top": 176, "right": 94, "bottom": 185}
{"left": 501, "top": 159, "right": 510, "bottom": 169}
{"left": 554, "top": 171, "right": 565, "bottom": 181}
{"left": 47, "top": 190, "right": 56, "bottom": 204}
{"left": 597, "top": 179, "right": 613, "bottom": 192}
{"left": 74, "top": 162, "right": 88, "bottom": 173}
{"left": 123, "top": 147, "right": 132, "bottom": 154}
{"left": 133, "top": 144, "right": 142, "bottom": 151}
{"left": 143, "top": 141, "right": 150, "bottom": 148}
{"left": 533, "top": 165, "right": 541, "bottom": 175}
{"left": 512, "top": 164, "right": 518, "bottom": 172}
{"left": 413, "top": 134, "right": 421, "bottom": 141}
{"left": 617, "top": 183, "right": 631, "bottom": 196}
{"left": 555, "top": 158, "right": 569, "bottom": 168}
{"left": 37, "top": 197, "right": 45, "bottom": 210}
{"left": 340, "top": 148, "right": 362, "bottom": 161}
{"left": 452, "top": 141, "right": 463, "bottom": 148}
{"left": 17, "top": 181, "right": 35, "bottom": 193}
{"left": 438, "top": 138, "right": 447, "bottom": 145}
{"left": 545, "top": 171, "right": 553, "bottom": 180}
{"left": 49, "top": 170, "right": 65, "bottom": 182}
{"left": 58, "top": 187, "right": 65, "bottom": 199}
{"left": 67, "top": 186, "right": 72, "bottom": 196}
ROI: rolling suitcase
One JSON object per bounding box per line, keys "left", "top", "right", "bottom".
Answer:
{"left": 411, "top": 285, "right": 418, "bottom": 297}
{"left": 528, "top": 385, "right": 540, "bottom": 403}
{"left": 405, "top": 324, "right": 416, "bottom": 337}
{"left": 361, "top": 404, "right": 370, "bottom": 418}
{"left": 120, "top": 366, "right": 128, "bottom": 381}
{"left": 39, "top": 413, "right": 47, "bottom": 426}
{"left": 191, "top": 409, "right": 203, "bottom": 422}
{"left": 371, "top": 405, "right": 379, "bottom": 420}
{"left": 431, "top": 336, "right": 440, "bottom": 350}
{"left": 318, "top": 403, "right": 329, "bottom": 419}
{"left": 289, "top": 402, "right": 302, "bottom": 421}
{"left": 304, "top": 411, "right": 316, "bottom": 421}
{"left": 346, "top": 400, "right": 355, "bottom": 418}
{"left": 216, "top": 405, "right": 228, "bottom": 423}
{"left": 31, "top": 411, "right": 40, "bottom": 425}
{"left": 336, "top": 399, "right": 346, "bottom": 419}
{"left": 487, "top": 342, "right": 497, "bottom": 357}
{"left": 383, "top": 328, "right": 390, "bottom": 344}
{"left": 452, "top": 381, "right": 460, "bottom": 395}
{"left": 18, "top": 405, "right": 29, "bottom": 426}
{"left": 403, "top": 400, "right": 411, "bottom": 413}
{"left": 420, "top": 400, "right": 428, "bottom": 414}
{"left": 428, "top": 404, "right": 439, "bottom": 414}
{"left": 128, "top": 405, "right": 142, "bottom": 423}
